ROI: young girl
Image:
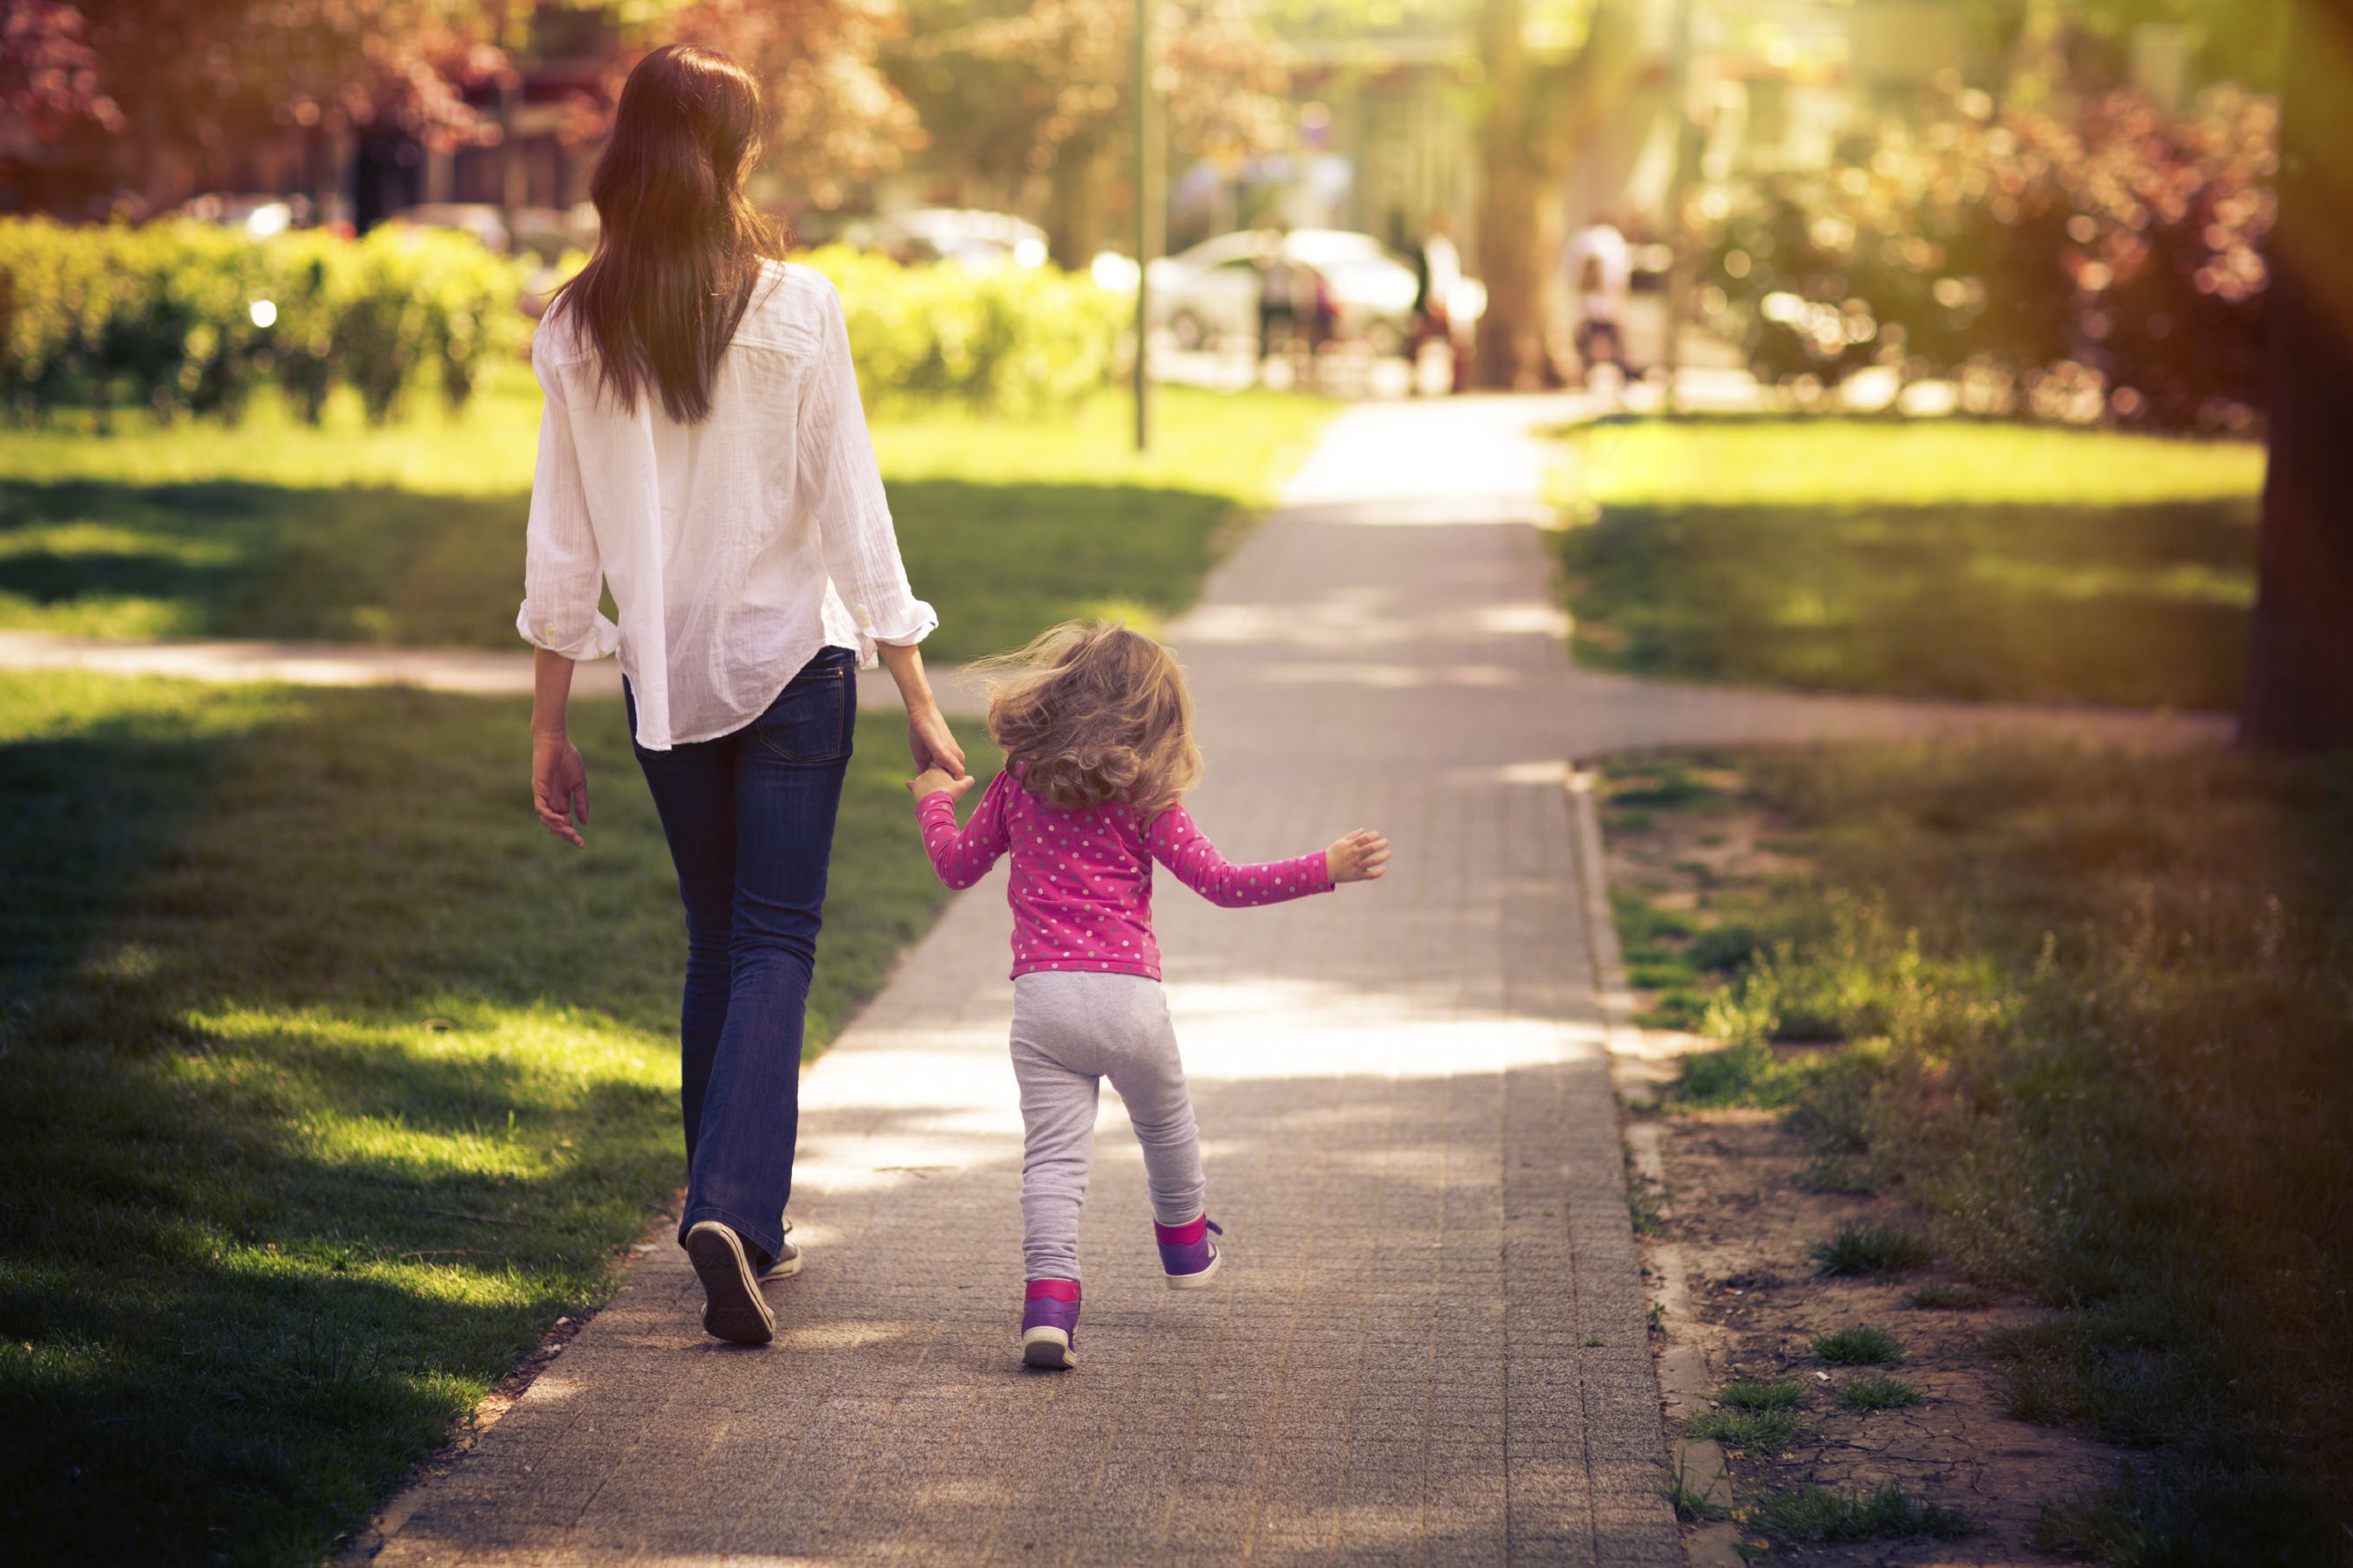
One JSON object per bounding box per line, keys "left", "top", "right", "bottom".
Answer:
{"left": 906, "top": 622, "right": 1390, "bottom": 1369}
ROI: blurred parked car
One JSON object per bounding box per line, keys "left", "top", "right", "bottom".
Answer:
{"left": 386, "top": 202, "right": 596, "bottom": 259}
{"left": 175, "top": 192, "right": 321, "bottom": 238}
{"left": 820, "top": 208, "right": 1050, "bottom": 271}
{"left": 1147, "top": 229, "right": 1483, "bottom": 356}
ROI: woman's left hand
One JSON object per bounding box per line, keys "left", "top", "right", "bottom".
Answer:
{"left": 907, "top": 699, "right": 969, "bottom": 780}
{"left": 532, "top": 730, "right": 591, "bottom": 848}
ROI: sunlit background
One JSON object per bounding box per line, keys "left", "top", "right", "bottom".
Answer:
{"left": 3, "top": 5, "right": 2348, "bottom": 1568}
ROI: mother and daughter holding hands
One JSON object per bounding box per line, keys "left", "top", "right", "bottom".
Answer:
{"left": 522, "top": 45, "right": 1390, "bottom": 1367}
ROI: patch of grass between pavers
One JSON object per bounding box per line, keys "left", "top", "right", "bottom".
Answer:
{"left": 1684, "top": 1407, "right": 1812, "bottom": 1453}
{"left": 1812, "top": 1220, "right": 1934, "bottom": 1278}
{"left": 1839, "top": 1375, "right": 1925, "bottom": 1412}
{"left": 1717, "top": 1377, "right": 1808, "bottom": 1411}
{"left": 1812, "top": 1325, "right": 1905, "bottom": 1366}
{"left": 0, "top": 671, "right": 995, "bottom": 1567}
{"left": 1744, "top": 1483, "right": 1977, "bottom": 1545}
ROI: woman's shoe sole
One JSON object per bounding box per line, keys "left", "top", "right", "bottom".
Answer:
{"left": 684, "top": 1221, "right": 775, "bottom": 1345}
{"left": 1164, "top": 1247, "right": 1224, "bottom": 1291}
{"left": 1021, "top": 1327, "right": 1074, "bottom": 1370}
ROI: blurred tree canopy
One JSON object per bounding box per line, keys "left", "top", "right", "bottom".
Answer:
{"left": 885, "top": 0, "right": 1291, "bottom": 266}
{"left": 2, "top": 1, "right": 515, "bottom": 209}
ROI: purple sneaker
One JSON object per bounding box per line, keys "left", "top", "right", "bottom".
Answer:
{"left": 1021, "top": 1279, "right": 1081, "bottom": 1369}
{"left": 1155, "top": 1215, "right": 1223, "bottom": 1289}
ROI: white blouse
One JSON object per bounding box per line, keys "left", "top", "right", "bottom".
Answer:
{"left": 518, "top": 261, "right": 937, "bottom": 750}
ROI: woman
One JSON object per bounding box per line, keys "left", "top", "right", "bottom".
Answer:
{"left": 519, "top": 44, "right": 965, "bottom": 1347}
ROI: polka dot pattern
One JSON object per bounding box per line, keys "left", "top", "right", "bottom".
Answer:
{"left": 917, "top": 773, "right": 1333, "bottom": 980}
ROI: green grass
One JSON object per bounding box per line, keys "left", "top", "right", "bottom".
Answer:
{"left": 1838, "top": 1375, "right": 1925, "bottom": 1412}
{"left": 1602, "top": 741, "right": 2353, "bottom": 1564}
{"left": 1812, "top": 1325, "right": 1905, "bottom": 1365}
{"left": 1744, "top": 1483, "right": 1976, "bottom": 1544}
{"left": 1717, "top": 1377, "right": 1807, "bottom": 1411}
{"left": 1683, "top": 1407, "right": 1812, "bottom": 1452}
{"left": 0, "top": 671, "right": 992, "bottom": 1565}
{"left": 1552, "top": 416, "right": 2264, "bottom": 708}
{"left": 1812, "top": 1221, "right": 1935, "bottom": 1278}
{"left": 0, "top": 369, "right": 1332, "bottom": 661}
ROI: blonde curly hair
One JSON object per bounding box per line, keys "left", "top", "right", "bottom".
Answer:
{"left": 979, "top": 621, "right": 1202, "bottom": 820}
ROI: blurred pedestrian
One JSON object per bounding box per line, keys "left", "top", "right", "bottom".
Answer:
{"left": 1408, "top": 217, "right": 1464, "bottom": 393}
{"left": 1563, "top": 211, "right": 1633, "bottom": 385}
{"left": 1254, "top": 230, "right": 1296, "bottom": 382}
{"left": 521, "top": 43, "right": 967, "bottom": 1347}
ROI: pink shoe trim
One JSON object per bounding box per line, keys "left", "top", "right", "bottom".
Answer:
{"left": 1152, "top": 1214, "right": 1209, "bottom": 1246}
{"left": 1025, "top": 1278, "right": 1081, "bottom": 1303}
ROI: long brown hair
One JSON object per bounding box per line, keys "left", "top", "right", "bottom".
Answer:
{"left": 552, "top": 44, "right": 781, "bottom": 423}
{"left": 981, "top": 622, "right": 1204, "bottom": 822}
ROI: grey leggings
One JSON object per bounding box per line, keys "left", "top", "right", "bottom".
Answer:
{"left": 1010, "top": 971, "right": 1206, "bottom": 1282}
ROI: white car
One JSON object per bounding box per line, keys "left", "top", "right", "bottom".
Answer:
{"left": 1146, "top": 229, "right": 1481, "bottom": 356}
{"left": 835, "top": 208, "right": 1050, "bottom": 271}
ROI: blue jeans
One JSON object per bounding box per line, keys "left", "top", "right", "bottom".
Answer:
{"left": 626, "top": 646, "right": 857, "bottom": 1265}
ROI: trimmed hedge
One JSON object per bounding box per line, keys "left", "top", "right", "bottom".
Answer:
{"left": 0, "top": 218, "right": 528, "bottom": 427}
{"left": 796, "top": 244, "right": 1125, "bottom": 415}
{"left": 0, "top": 219, "right": 1124, "bottom": 430}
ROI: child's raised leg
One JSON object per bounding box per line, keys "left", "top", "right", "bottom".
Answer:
{"left": 1096, "top": 982, "right": 1221, "bottom": 1287}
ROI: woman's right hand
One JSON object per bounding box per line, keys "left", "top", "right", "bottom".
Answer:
{"left": 907, "top": 699, "right": 968, "bottom": 780}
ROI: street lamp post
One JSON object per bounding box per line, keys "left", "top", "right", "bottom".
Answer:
{"left": 1133, "top": 0, "right": 1157, "bottom": 451}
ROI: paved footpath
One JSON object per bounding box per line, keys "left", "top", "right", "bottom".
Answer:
{"left": 359, "top": 397, "right": 1680, "bottom": 1568}
{"left": 351, "top": 396, "right": 2222, "bottom": 1568}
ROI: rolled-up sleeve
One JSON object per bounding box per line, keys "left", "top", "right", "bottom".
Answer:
{"left": 516, "top": 328, "right": 621, "bottom": 660}
{"left": 799, "top": 282, "right": 938, "bottom": 653}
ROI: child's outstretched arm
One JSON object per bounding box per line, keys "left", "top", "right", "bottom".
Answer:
{"left": 909, "top": 768, "right": 1012, "bottom": 889}
{"left": 1145, "top": 804, "right": 1389, "bottom": 908}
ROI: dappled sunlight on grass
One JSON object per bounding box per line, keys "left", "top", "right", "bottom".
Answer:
{"left": 0, "top": 671, "right": 992, "bottom": 1565}
{"left": 0, "top": 375, "right": 1332, "bottom": 661}
{"left": 1565, "top": 415, "right": 2264, "bottom": 510}
{"left": 1552, "top": 418, "right": 2263, "bottom": 709}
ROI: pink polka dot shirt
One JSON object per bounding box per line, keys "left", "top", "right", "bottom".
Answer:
{"left": 916, "top": 773, "right": 1333, "bottom": 980}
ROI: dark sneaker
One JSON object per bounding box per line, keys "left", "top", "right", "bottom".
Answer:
{"left": 684, "top": 1221, "right": 775, "bottom": 1345}
{"left": 1155, "top": 1215, "right": 1223, "bottom": 1289}
{"left": 1021, "top": 1280, "right": 1082, "bottom": 1370}
{"left": 757, "top": 1217, "right": 802, "bottom": 1286}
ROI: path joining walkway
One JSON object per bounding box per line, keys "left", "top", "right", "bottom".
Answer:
{"left": 357, "top": 396, "right": 1684, "bottom": 1568}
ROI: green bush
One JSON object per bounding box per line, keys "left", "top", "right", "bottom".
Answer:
{"left": 0, "top": 218, "right": 526, "bottom": 428}
{"left": 0, "top": 221, "right": 1119, "bottom": 430}
{"left": 798, "top": 244, "right": 1123, "bottom": 414}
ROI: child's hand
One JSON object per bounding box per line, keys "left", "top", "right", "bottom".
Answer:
{"left": 1326, "top": 829, "right": 1390, "bottom": 884}
{"left": 908, "top": 767, "right": 975, "bottom": 801}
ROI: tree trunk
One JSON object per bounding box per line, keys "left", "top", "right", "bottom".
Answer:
{"left": 1473, "top": 0, "right": 1548, "bottom": 390}
{"left": 2240, "top": 0, "right": 2353, "bottom": 749}
{"left": 1046, "top": 139, "right": 1112, "bottom": 270}
{"left": 1473, "top": 0, "right": 1635, "bottom": 391}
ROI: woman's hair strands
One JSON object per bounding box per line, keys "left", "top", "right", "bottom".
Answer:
{"left": 551, "top": 43, "right": 782, "bottom": 424}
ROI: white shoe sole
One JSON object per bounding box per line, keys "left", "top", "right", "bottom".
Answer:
{"left": 1021, "top": 1326, "right": 1074, "bottom": 1370}
{"left": 684, "top": 1221, "right": 775, "bottom": 1345}
{"left": 1164, "top": 1247, "right": 1224, "bottom": 1291}
{"left": 757, "top": 1243, "right": 803, "bottom": 1284}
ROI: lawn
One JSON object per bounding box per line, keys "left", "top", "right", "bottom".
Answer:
{"left": 1600, "top": 744, "right": 2353, "bottom": 1565}
{"left": 1553, "top": 417, "right": 2266, "bottom": 709}
{"left": 0, "top": 369, "right": 1332, "bottom": 660}
{"left": 0, "top": 671, "right": 995, "bottom": 1566}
